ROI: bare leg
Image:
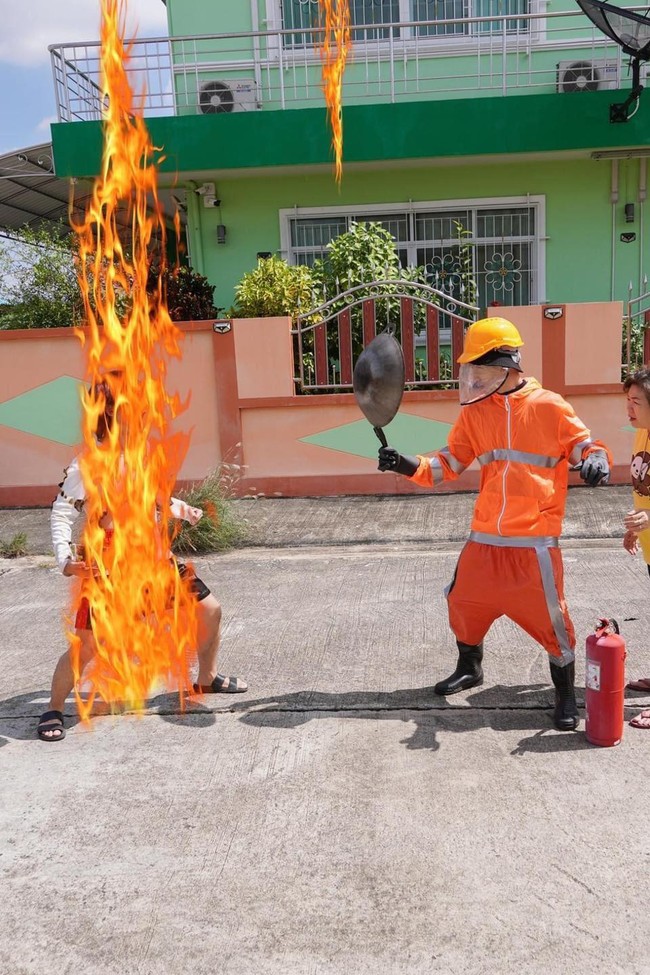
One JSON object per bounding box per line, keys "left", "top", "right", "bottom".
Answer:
{"left": 195, "top": 594, "right": 247, "bottom": 692}
{"left": 38, "top": 630, "right": 97, "bottom": 739}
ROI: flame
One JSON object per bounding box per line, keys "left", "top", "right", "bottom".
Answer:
{"left": 69, "top": 0, "right": 198, "bottom": 720}
{"left": 319, "top": 0, "right": 351, "bottom": 184}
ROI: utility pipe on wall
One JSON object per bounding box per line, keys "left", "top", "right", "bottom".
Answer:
{"left": 611, "top": 159, "right": 619, "bottom": 301}
{"left": 185, "top": 182, "right": 205, "bottom": 275}
{"left": 639, "top": 157, "right": 647, "bottom": 296}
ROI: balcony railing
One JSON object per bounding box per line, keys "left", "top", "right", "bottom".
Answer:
{"left": 49, "top": 8, "right": 644, "bottom": 124}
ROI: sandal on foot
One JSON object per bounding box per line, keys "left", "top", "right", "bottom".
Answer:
{"left": 626, "top": 678, "right": 650, "bottom": 692}
{"left": 193, "top": 674, "right": 248, "bottom": 694}
{"left": 37, "top": 710, "right": 66, "bottom": 742}
{"left": 630, "top": 709, "right": 650, "bottom": 729}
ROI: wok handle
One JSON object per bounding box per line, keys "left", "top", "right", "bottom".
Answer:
{"left": 373, "top": 426, "right": 388, "bottom": 448}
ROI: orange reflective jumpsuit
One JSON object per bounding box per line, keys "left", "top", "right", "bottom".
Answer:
{"left": 410, "top": 378, "right": 611, "bottom": 663}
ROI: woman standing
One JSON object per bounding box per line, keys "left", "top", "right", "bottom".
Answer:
{"left": 623, "top": 367, "right": 650, "bottom": 728}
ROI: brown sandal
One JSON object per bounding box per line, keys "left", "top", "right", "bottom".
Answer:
{"left": 630, "top": 709, "right": 650, "bottom": 729}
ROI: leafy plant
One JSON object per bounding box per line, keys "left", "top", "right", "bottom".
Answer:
{"left": 622, "top": 315, "right": 648, "bottom": 378}
{"left": 0, "top": 532, "right": 28, "bottom": 557}
{"left": 149, "top": 264, "right": 219, "bottom": 322}
{"left": 171, "top": 466, "right": 248, "bottom": 555}
{"left": 313, "top": 220, "right": 403, "bottom": 291}
{"left": 309, "top": 221, "right": 429, "bottom": 368}
{"left": 454, "top": 220, "right": 478, "bottom": 310}
{"left": 233, "top": 255, "right": 315, "bottom": 321}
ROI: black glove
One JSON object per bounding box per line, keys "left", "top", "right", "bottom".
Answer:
{"left": 579, "top": 450, "right": 610, "bottom": 486}
{"left": 378, "top": 447, "right": 419, "bottom": 477}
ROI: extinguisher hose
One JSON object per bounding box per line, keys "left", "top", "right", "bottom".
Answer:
{"left": 596, "top": 617, "right": 620, "bottom": 635}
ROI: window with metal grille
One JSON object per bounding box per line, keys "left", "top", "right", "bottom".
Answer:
{"left": 275, "top": 0, "right": 529, "bottom": 46}
{"left": 282, "top": 200, "right": 541, "bottom": 307}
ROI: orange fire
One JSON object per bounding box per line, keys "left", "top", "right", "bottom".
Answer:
{"left": 319, "top": 0, "right": 351, "bottom": 184}
{"left": 70, "top": 0, "right": 198, "bottom": 719}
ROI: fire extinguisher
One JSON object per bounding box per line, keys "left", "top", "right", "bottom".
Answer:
{"left": 585, "top": 618, "right": 626, "bottom": 747}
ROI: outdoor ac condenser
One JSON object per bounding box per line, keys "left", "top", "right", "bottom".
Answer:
{"left": 556, "top": 59, "right": 619, "bottom": 93}
{"left": 198, "top": 79, "right": 259, "bottom": 114}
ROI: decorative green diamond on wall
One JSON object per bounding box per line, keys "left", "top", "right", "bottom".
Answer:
{"left": 0, "top": 376, "right": 84, "bottom": 446}
{"left": 301, "top": 412, "right": 452, "bottom": 460}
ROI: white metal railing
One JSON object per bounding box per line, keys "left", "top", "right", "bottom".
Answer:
{"left": 624, "top": 280, "right": 650, "bottom": 375}
{"left": 49, "top": 8, "right": 646, "bottom": 123}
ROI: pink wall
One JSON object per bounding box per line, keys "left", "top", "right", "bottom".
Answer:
{"left": 0, "top": 303, "right": 638, "bottom": 505}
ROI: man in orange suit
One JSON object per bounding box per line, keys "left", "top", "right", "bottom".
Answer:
{"left": 378, "top": 317, "right": 611, "bottom": 731}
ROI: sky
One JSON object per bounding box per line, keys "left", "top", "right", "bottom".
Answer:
{"left": 0, "top": 0, "right": 169, "bottom": 155}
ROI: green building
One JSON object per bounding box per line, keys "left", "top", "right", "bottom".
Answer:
{"left": 49, "top": 0, "right": 650, "bottom": 314}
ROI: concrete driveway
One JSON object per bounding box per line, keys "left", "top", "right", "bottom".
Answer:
{"left": 1, "top": 490, "right": 650, "bottom": 974}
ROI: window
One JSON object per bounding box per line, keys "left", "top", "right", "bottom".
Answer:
{"left": 274, "top": 0, "right": 530, "bottom": 47}
{"left": 281, "top": 198, "right": 543, "bottom": 308}
{"left": 281, "top": 0, "right": 399, "bottom": 48}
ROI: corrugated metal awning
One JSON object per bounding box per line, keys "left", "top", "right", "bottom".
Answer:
{"left": 0, "top": 143, "right": 88, "bottom": 238}
{"left": 0, "top": 141, "right": 185, "bottom": 242}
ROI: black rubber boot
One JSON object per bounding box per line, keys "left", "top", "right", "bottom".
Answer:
{"left": 550, "top": 660, "right": 579, "bottom": 731}
{"left": 434, "top": 641, "right": 484, "bottom": 696}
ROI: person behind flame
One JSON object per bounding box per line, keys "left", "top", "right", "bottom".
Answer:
{"left": 37, "top": 373, "right": 247, "bottom": 742}
{"left": 621, "top": 367, "right": 650, "bottom": 727}
{"left": 377, "top": 317, "right": 612, "bottom": 732}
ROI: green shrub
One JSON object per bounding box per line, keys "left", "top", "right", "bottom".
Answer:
{"left": 234, "top": 256, "right": 315, "bottom": 321}
{"left": 313, "top": 220, "right": 403, "bottom": 291}
{"left": 0, "top": 532, "right": 28, "bottom": 557}
{"left": 149, "top": 264, "right": 219, "bottom": 322}
{"left": 171, "top": 467, "right": 247, "bottom": 555}
{"left": 623, "top": 315, "right": 648, "bottom": 378}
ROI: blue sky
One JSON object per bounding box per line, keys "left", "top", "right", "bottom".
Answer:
{"left": 0, "top": 0, "right": 169, "bottom": 155}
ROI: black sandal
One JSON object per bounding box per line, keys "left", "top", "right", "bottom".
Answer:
{"left": 193, "top": 674, "right": 248, "bottom": 694}
{"left": 37, "top": 710, "right": 66, "bottom": 742}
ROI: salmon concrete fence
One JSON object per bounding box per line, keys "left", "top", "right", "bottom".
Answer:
{"left": 0, "top": 302, "right": 637, "bottom": 506}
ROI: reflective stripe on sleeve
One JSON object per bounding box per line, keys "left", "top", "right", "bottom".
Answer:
{"left": 438, "top": 447, "right": 466, "bottom": 475}
{"left": 570, "top": 438, "right": 594, "bottom": 465}
{"left": 428, "top": 456, "right": 444, "bottom": 484}
{"left": 477, "top": 449, "right": 560, "bottom": 469}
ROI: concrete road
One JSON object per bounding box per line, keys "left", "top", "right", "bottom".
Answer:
{"left": 1, "top": 492, "right": 650, "bottom": 974}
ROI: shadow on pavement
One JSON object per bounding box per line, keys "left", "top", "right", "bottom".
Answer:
{"left": 0, "top": 687, "right": 217, "bottom": 741}
{"left": 178, "top": 682, "right": 601, "bottom": 755}
{"left": 2, "top": 684, "right": 643, "bottom": 753}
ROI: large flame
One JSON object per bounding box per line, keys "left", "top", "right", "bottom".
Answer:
{"left": 319, "top": 0, "right": 351, "bottom": 184}
{"left": 70, "top": 0, "right": 198, "bottom": 719}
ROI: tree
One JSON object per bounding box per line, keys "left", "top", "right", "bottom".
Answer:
{"left": 0, "top": 223, "right": 219, "bottom": 329}
{"left": 0, "top": 223, "right": 84, "bottom": 330}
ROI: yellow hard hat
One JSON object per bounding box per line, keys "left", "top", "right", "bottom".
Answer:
{"left": 457, "top": 317, "right": 524, "bottom": 364}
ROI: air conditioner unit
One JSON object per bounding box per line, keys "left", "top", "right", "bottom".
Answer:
{"left": 198, "top": 79, "right": 259, "bottom": 114}
{"left": 557, "top": 59, "right": 619, "bottom": 93}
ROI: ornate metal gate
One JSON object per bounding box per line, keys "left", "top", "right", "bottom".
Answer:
{"left": 293, "top": 280, "right": 480, "bottom": 392}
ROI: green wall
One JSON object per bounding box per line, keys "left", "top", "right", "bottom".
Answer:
{"left": 50, "top": 89, "right": 650, "bottom": 312}
{"left": 167, "top": 0, "right": 254, "bottom": 36}
{"left": 190, "top": 157, "right": 646, "bottom": 311}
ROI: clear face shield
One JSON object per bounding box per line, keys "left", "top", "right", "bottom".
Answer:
{"left": 459, "top": 364, "right": 509, "bottom": 405}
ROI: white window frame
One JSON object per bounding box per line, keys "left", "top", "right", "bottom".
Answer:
{"left": 279, "top": 195, "right": 546, "bottom": 304}
{"left": 264, "top": 0, "right": 546, "bottom": 58}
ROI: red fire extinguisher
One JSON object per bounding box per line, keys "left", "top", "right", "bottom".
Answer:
{"left": 585, "top": 618, "right": 626, "bottom": 747}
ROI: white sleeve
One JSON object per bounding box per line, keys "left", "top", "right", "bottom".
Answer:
{"left": 51, "top": 455, "right": 86, "bottom": 571}
{"left": 169, "top": 496, "right": 198, "bottom": 522}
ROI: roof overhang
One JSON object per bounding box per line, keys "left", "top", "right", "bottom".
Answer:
{"left": 0, "top": 142, "right": 89, "bottom": 238}
{"left": 0, "top": 141, "right": 184, "bottom": 241}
